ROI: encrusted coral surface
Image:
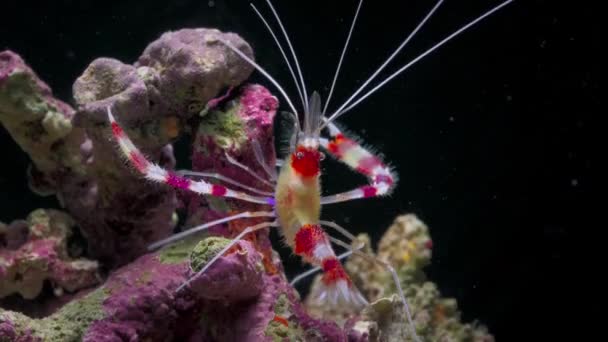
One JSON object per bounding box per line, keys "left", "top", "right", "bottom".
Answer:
{"left": 0, "top": 209, "right": 99, "bottom": 300}
{"left": 1, "top": 27, "right": 494, "bottom": 342}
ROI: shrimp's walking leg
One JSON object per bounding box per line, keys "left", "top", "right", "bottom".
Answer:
{"left": 108, "top": 108, "right": 274, "bottom": 206}
{"left": 177, "top": 220, "right": 279, "bottom": 292}
{"left": 176, "top": 170, "right": 274, "bottom": 196}
{"left": 290, "top": 244, "right": 364, "bottom": 287}
{"left": 319, "top": 122, "right": 397, "bottom": 205}
{"left": 224, "top": 150, "right": 275, "bottom": 189}
{"left": 321, "top": 221, "right": 420, "bottom": 342}
{"left": 148, "top": 210, "right": 276, "bottom": 251}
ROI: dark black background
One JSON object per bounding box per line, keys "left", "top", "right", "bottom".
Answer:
{"left": 0, "top": 0, "right": 596, "bottom": 340}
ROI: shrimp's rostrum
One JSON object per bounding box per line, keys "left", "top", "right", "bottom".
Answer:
{"left": 108, "top": 1, "right": 514, "bottom": 341}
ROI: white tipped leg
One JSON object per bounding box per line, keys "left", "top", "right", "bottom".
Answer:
{"left": 148, "top": 211, "right": 276, "bottom": 251}
{"left": 176, "top": 220, "right": 278, "bottom": 293}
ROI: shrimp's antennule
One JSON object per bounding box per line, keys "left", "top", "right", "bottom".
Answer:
{"left": 264, "top": 0, "right": 309, "bottom": 115}
{"left": 251, "top": 3, "right": 306, "bottom": 114}
{"left": 219, "top": 39, "right": 299, "bottom": 126}
{"left": 320, "top": 0, "right": 445, "bottom": 130}
{"left": 322, "top": 0, "right": 364, "bottom": 116}
{"left": 322, "top": 0, "right": 514, "bottom": 129}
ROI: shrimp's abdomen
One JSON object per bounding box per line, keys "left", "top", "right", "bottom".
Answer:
{"left": 275, "top": 163, "right": 321, "bottom": 246}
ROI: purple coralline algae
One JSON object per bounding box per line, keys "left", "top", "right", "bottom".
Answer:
{"left": 0, "top": 209, "right": 99, "bottom": 300}
{"left": 1, "top": 27, "right": 494, "bottom": 341}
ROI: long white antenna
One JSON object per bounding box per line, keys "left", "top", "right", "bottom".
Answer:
{"left": 219, "top": 39, "right": 299, "bottom": 118}
{"left": 329, "top": 0, "right": 514, "bottom": 123}
{"left": 265, "top": 0, "right": 310, "bottom": 115}
{"left": 321, "top": 0, "right": 445, "bottom": 129}
{"left": 251, "top": 3, "right": 306, "bottom": 116}
{"left": 322, "top": 0, "right": 364, "bottom": 115}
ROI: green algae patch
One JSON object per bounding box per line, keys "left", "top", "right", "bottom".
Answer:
{"left": 0, "top": 310, "right": 44, "bottom": 341}
{"left": 190, "top": 237, "right": 231, "bottom": 272}
{"left": 39, "top": 287, "right": 108, "bottom": 341}
{"left": 273, "top": 294, "right": 290, "bottom": 315}
{"left": 264, "top": 294, "right": 305, "bottom": 342}
{"left": 0, "top": 287, "right": 109, "bottom": 342}
{"left": 158, "top": 235, "right": 203, "bottom": 264}
{"left": 198, "top": 106, "right": 246, "bottom": 149}
{"left": 265, "top": 319, "right": 291, "bottom": 342}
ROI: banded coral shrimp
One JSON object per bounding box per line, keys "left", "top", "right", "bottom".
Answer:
{"left": 107, "top": 0, "right": 514, "bottom": 340}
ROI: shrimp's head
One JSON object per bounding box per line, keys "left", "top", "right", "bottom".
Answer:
{"left": 291, "top": 145, "right": 324, "bottom": 178}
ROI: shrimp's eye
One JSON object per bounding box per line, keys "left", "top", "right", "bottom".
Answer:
{"left": 291, "top": 146, "right": 320, "bottom": 178}
{"left": 319, "top": 152, "right": 326, "bottom": 161}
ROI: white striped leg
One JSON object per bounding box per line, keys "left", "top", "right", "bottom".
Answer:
{"left": 176, "top": 220, "right": 279, "bottom": 293}
{"left": 148, "top": 210, "right": 276, "bottom": 251}
{"left": 176, "top": 170, "right": 274, "bottom": 196}
{"left": 107, "top": 107, "right": 273, "bottom": 205}
{"left": 319, "top": 123, "right": 396, "bottom": 205}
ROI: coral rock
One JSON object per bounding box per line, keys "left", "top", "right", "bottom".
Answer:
{"left": 188, "top": 237, "right": 265, "bottom": 302}
{"left": 0, "top": 50, "right": 87, "bottom": 197}
{"left": 0, "top": 209, "right": 100, "bottom": 300}
{"left": 136, "top": 28, "right": 255, "bottom": 117}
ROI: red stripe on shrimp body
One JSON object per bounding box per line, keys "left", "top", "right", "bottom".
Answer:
{"left": 321, "top": 258, "right": 351, "bottom": 285}
{"left": 294, "top": 224, "right": 325, "bottom": 257}
{"left": 291, "top": 146, "right": 321, "bottom": 178}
